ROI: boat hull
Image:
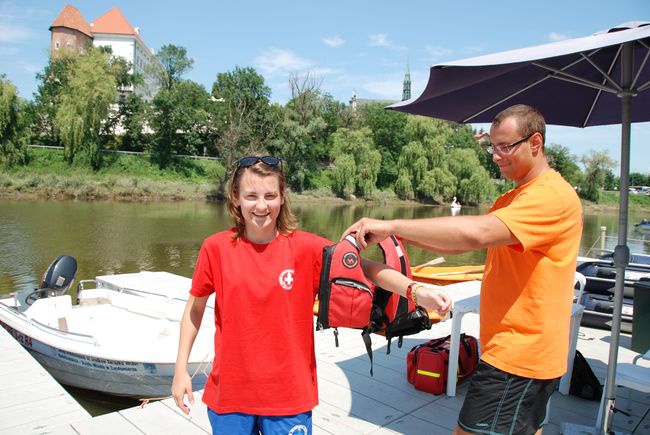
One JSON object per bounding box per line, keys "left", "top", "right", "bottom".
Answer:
{"left": 0, "top": 318, "right": 208, "bottom": 398}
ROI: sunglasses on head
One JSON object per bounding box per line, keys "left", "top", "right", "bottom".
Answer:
{"left": 237, "top": 156, "right": 282, "bottom": 168}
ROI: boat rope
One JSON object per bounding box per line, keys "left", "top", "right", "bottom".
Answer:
{"left": 138, "top": 350, "right": 214, "bottom": 408}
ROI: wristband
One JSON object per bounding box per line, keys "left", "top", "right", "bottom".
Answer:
{"left": 406, "top": 282, "right": 417, "bottom": 303}
{"left": 406, "top": 282, "right": 422, "bottom": 306}
{"left": 412, "top": 284, "right": 420, "bottom": 306}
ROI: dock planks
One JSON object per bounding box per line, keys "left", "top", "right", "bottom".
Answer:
{"left": 2, "top": 313, "right": 649, "bottom": 434}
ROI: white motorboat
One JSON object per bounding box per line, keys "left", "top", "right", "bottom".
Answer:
{"left": 0, "top": 256, "right": 214, "bottom": 398}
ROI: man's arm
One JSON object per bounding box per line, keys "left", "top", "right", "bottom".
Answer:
{"left": 344, "top": 214, "right": 518, "bottom": 253}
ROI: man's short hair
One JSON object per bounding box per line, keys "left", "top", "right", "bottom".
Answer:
{"left": 492, "top": 104, "right": 546, "bottom": 146}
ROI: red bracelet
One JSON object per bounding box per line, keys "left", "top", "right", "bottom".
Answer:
{"left": 406, "top": 282, "right": 418, "bottom": 303}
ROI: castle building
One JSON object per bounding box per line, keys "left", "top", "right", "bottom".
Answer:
{"left": 49, "top": 4, "right": 157, "bottom": 98}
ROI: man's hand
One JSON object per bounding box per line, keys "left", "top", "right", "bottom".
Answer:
{"left": 416, "top": 286, "right": 453, "bottom": 317}
{"left": 341, "top": 218, "right": 393, "bottom": 249}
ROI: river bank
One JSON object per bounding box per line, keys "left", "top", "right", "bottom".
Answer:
{"left": 2, "top": 165, "right": 649, "bottom": 211}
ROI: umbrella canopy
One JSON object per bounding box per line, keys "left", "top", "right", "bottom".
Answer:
{"left": 389, "top": 22, "right": 650, "bottom": 434}
{"left": 389, "top": 22, "right": 650, "bottom": 126}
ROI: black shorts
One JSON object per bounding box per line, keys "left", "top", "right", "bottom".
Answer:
{"left": 458, "top": 361, "right": 559, "bottom": 435}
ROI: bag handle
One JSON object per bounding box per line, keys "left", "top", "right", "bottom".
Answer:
{"left": 409, "top": 334, "right": 451, "bottom": 354}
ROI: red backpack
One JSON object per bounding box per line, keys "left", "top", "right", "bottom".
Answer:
{"left": 317, "top": 234, "right": 432, "bottom": 374}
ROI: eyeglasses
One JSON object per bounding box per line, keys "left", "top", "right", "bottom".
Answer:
{"left": 237, "top": 156, "right": 282, "bottom": 168}
{"left": 486, "top": 133, "right": 535, "bottom": 155}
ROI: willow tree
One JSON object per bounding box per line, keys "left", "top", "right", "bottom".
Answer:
{"left": 579, "top": 150, "right": 616, "bottom": 202}
{"left": 394, "top": 141, "right": 428, "bottom": 200}
{"left": 331, "top": 153, "right": 356, "bottom": 199}
{"left": 54, "top": 48, "right": 116, "bottom": 167}
{"left": 330, "top": 127, "right": 381, "bottom": 199}
{"left": 0, "top": 76, "right": 29, "bottom": 167}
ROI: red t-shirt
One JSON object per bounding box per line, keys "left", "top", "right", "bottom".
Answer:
{"left": 190, "top": 228, "right": 330, "bottom": 415}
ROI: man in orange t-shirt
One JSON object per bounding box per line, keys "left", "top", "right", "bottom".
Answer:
{"left": 343, "top": 104, "right": 582, "bottom": 435}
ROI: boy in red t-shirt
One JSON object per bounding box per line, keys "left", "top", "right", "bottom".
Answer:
{"left": 172, "top": 155, "right": 451, "bottom": 434}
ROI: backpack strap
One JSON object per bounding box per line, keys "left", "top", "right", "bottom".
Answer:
{"left": 316, "top": 243, "right": 337, "bottom": 330}
{"left": 361, "top": 328, "right": 374, "bottom": 376}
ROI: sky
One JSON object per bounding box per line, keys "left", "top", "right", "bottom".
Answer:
{"left": 1, "top": 0, "right": 649, "bottom": 173}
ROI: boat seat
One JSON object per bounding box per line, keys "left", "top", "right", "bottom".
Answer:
{"left": 25, "top": 295, "right": 73, "bottom": 327}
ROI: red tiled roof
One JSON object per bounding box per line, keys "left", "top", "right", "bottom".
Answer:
{"left": 91, "top": 7, "right": 137, "bottom": 35}
{"left": 50, "top": 4, "right": 92, "bottom": 37}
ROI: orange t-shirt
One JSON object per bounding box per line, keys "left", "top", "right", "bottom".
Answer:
{"left": 481, "top": 169, "right": 582, "bottom": 379}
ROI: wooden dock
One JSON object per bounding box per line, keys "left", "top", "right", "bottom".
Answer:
{"left": 2, "top": 314, "right": 649, "bottom": 434}
{"left": 0, "top": 326, "right": 90, "bottom": 434}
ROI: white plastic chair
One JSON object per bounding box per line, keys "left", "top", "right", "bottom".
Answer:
{"left": 573, "top": 271, "right": 587, "bottom": 305}
{"left": 557, "top": 272, "right": 587, "bottom": 395}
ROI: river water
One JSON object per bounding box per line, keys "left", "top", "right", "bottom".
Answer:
{"left": 1, "top": 198, "right": 649, "bottom": 414}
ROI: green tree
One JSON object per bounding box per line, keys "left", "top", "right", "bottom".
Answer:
{"left": 545, "top": 143, "right": 581, "bottom": 186}
{"left": 32, "top": 51, "right": 78, "bottom": 145}
{"left": 330, "top": 127, "right": 381, "bottom": 199}
{"left": 0, "top": 76, "right": 29, "bottom": 166}
{"left": 446, "top": 124, "right": 476, "bottom": 149}
{"left": 211, "top": 66, "right": 274, "bottom": 182}
{"left": 446, "top": 148, "right": 494, "bottom": 204}
{"left": 458, "top": 170, "right": 495, "bottom": 204}
{"left": 403, "top": 116, "right": 449, "bottom": 168}
{"left": 54, "top": 48, "right": 117, "bottom": 167}
{"left": 116, "top": 93, "right": 150, "bottom": 151}
{"left": 578, "top": 150, "right": 616, "bottom": 202}
{"left": 603, "top": 169, "right": 619, "bottom": 191}
{"left": 150, "top": 81, "right": 212, "bottom": 167}
{"left": 151, "top": 45, "right": 194, "bottom": 90}
{"left": 417, "top": 167, "right": 457, "bottom": 203}
{"left": 629, "top": 172, "right": 647, "bottom": 187}
{"left": 359, "top": 103, "right": 408, "bottom": 188}
{"left": 394, "top": 169, "right": 415, "bottom": 200}
{"left": 273, "top": 73, "right": 330, "bottom": 191}
{"left": 331, "top": 154, "right": 356, "bottom": 198}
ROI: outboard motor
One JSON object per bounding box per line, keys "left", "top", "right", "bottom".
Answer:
{"left": 24, "top": 255, "right": 77, "bottom": 306}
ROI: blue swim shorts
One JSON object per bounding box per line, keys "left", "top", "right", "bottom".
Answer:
{"left": 207, "top": 408, "right": 312, "bottom": 435}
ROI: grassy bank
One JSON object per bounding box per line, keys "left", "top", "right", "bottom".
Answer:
{"left": 1, "top": 148, "right": 225, "bottom": 201}
{"left": 2, "top": 148, "right": 650, "bottom": 210}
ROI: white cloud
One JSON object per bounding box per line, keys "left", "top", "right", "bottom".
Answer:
{"left": 0, "top": 23, "right": 35, "bottom": 43}
{"left": 549, "top": 32, "right": 570, "bottom": 42}
{"left": 424, "top": 44, "right": 453, "bottom": 60}
{"left": 322, "top": 35, "right": 344, "bottom": 48}
{"left": 254, "top": 48, "right": 314, "bottom": 78}
{"left": 369, "top": 33, "right": 391, "bottom": 47}
{"left": 369, "top": 33, "right": 406, "bottom": 51}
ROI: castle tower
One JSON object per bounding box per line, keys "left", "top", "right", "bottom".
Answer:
{"left": 49, "top": 4, "right": 92, "bottom": 58}
{"left": 402, "top": 62, "right": 411, "bottom": 101}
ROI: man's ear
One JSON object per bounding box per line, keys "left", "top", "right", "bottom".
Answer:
{"left": 530, "top": 132, "right": 544, "bottom": 153}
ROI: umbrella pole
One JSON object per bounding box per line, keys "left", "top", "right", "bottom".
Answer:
{"left": 597, "top": 42, "right": 633, "bottom": 435}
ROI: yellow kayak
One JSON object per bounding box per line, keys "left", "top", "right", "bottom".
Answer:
{"left": 412, "top": 264, "right": 484, "bottom": 286}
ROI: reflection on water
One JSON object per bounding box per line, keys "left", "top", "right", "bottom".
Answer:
{"left": 0, "top": 199, "right": 492, "bottom": 296}
{"left": 62, "top": 385, "right": 141, "bottom": 417}
{"left": 1, "top": 198, "right": 649, "bottom": 415}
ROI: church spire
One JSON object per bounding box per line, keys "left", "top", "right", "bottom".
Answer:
{"left": 402, "top": 61, "right": 411, "bottom": 101}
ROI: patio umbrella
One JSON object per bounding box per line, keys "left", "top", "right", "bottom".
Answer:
{"left": 388, "top": 22, "right": 650, "bottom": 434}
